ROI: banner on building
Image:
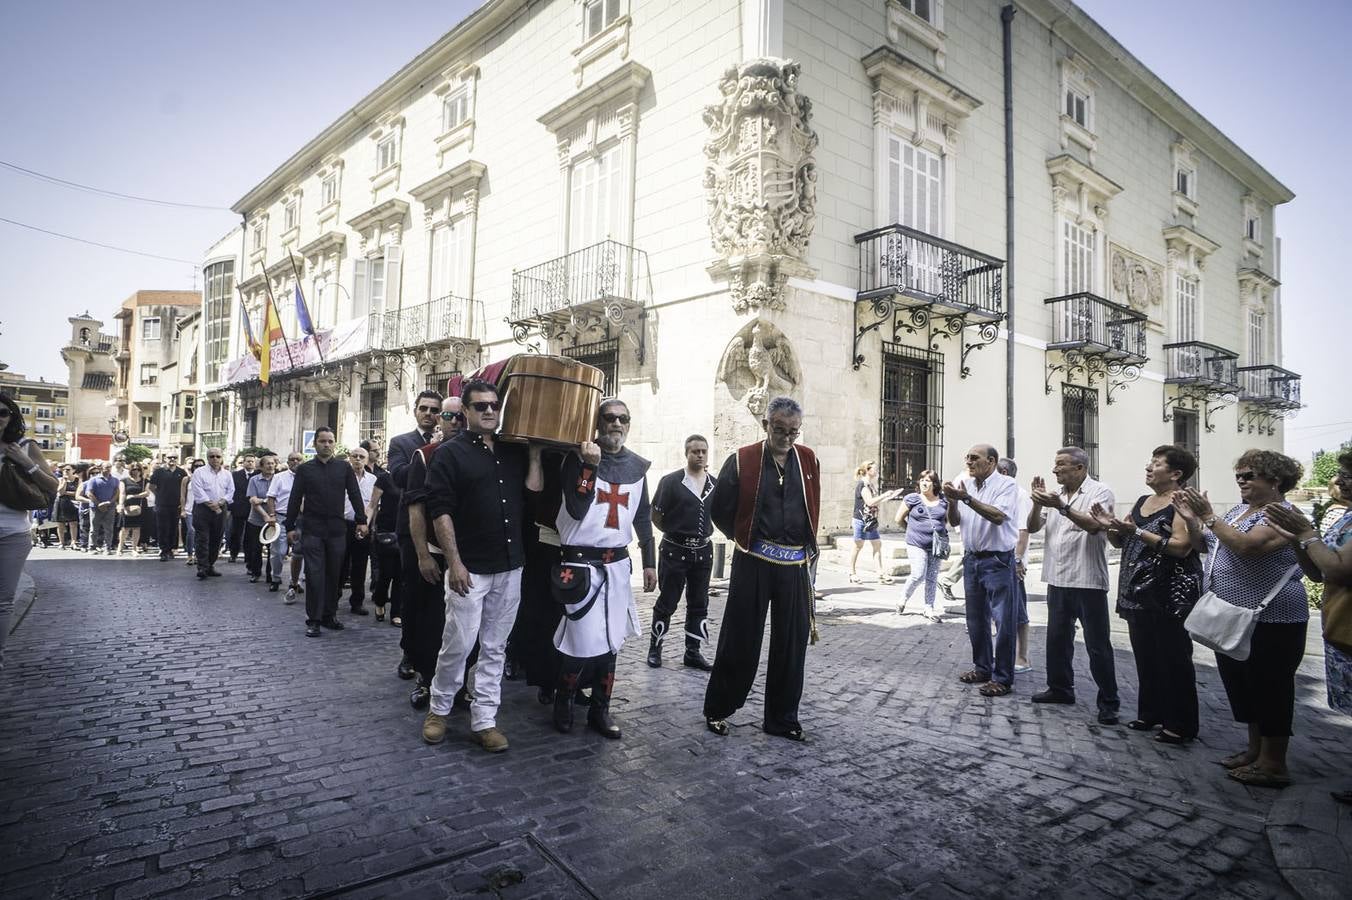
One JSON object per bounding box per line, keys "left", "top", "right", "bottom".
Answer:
{"left": 221, "top": 317, "right": 368, "bottom": 385}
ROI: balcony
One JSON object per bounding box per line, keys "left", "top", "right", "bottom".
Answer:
{"left": 1043, "top": 293, "right": 1148, "bottom": 403}
{"left": 1236, "top": 364, "right": 1301, "bottom": 435}
{"left": 1163, "top": 340, "right": 1240, "bottom": 432}
{"left": 368, "top": 295, "right": 478, "bottom": 357}
{"left": 509, "top": 240, "right": 651, "bottom": 363}
{"left": 852, "top": 224, "right": 1004, "bottom": 377}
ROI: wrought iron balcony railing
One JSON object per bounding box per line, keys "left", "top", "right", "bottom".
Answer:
{"left": 1237, "top": 365, "right": 1301, "bottom": 409}
{"left": 510, "top": 239, "right": 649, "bottom": 323}
{"left": 855, "top": 224, "right": 1004, "bottom": 320}
{"left": 367, "top": 295, "right": 475, "bottom": 353}
{"left": 1163, "top": 341, "right": 1239, "bottom": 390}
{"left": 1044, "top": 293, "right": 1148, "bottom": 363}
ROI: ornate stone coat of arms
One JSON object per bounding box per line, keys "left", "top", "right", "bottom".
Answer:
{"left": 704, "top": 59, "right": 818, "bottom": 313}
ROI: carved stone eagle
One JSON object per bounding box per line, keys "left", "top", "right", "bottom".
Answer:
{"left": 717, "top": 321, "right": 801, "bottom": 416}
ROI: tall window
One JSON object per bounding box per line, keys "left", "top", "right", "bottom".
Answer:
{"left": 353, "top": 247, "right": 401, "bottom": 318}
{"left": 569, "top": 145, "right": 623, "bottom": 250}
{"left": 1065, "top": 88, "right": 1088, "bottom": 128}
{"left": 1175, "top": 275, "right": 1198, "bottom": 341}
{"left": 1173, "top": 410, "right": 1201, "bottom": 484}
{"left": 204, "top": 260, "right": 234, "bottom": 383}
{"left": 441, "top": 88, "right": 469, "bottom": 133}
{"left": 139, "top": 413, "right": 156, "bottom": 434}
{"left": 430, "top": 221, "right": 467, "bottom": 300}
{"left": 284, "top": 200, "right": 298, "bottom": 232}
{"left": 1061, "top": 384, "right": 1099, "bottom": 476}
{"left": 1175, "top": 166, "right": 1195, "bottom": 199}
{"left": 360, "top": 383, "right": 387, "bottom": 446}
{"left": 1062, "top": 221, "right": 1095, "bottom": 294}
{"left": 141, "top": 317, "right": 162, "bottom": 341}
{"left": 376, "top": 134, "right": 396, "bottom": 171}
{"left": 242, "top": 408, "right": 257, "bottom": 448}
{"left": 564, "top": 339, "right": 619, "bottom": 396}
{"left": 320, "top": 175, "right": 337, "bottom": 206}
{"left": 1248, "top": 308, "right": 1266, "bottom": 365}
{"left": 887, "top": 138, "right": 942, "bottom": 235}
{"left": 879, "top": 342, "right": 943, "bottom": 492}
{"left": 583, "top": 0, "right": 621, "bottom": 40}
{"left": 139, "top": 364, "right": 158, "bottom": 386}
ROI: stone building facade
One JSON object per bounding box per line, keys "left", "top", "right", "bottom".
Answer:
{"left": 58, "top": 312, "right": 120, "bottom": 461}
{"left": 0, "top": 371, "right": 69, "bottom": 463}
{"left": 200, "top": 0, "right": 1299, "bottom": 528}
{"left": 110, "top": 291, "right": 201, "bottom": 453}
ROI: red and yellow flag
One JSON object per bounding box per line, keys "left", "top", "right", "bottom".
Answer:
{"left": 259, "top": 299, "right": 284, "bottom": 385}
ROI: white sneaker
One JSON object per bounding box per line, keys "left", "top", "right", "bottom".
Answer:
{"left": 285, "top": 587, "right": 297, "bottom": 605}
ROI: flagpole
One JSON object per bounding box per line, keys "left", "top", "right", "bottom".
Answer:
{"left": 288, "top": 252, "right": 325, "bottom": 364}
{"left": 261, "top": 267, "right": 299, "bottom": 372}
{"left": 235, "top": 284, "right": 259, "bottom": 358}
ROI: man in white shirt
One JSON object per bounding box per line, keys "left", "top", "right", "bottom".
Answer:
{"left": 188, "top": 448, "right": 234, "bottom": 579}
{"left": 997, "top": 458, "right": 1034, "bottom": 674}
{"left": 266, "top": 451, "right": 305, "bottom": 601}
{"left": 1028, "top": 446, "right": 1121, "bottom": 724}
{"left": 342, "top": 447, "right": 379, "bottom": 615}
{"left": 944, "top": 444, "right": 1020, "bottom": 696}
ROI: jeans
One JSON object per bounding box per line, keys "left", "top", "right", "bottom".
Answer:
{"left": 963, "top": 551, "right": 1018, "bottom": 686}
{"left": 429, "top": 567, "right": 523, "bottom": 730}
{"left": 901, "top": 544, "right": 939, "bottom": 609}
{"left": 270, "top": 529, "right": 290, "bottom": 583}
{"left": 0, "top": 531, "right": 33, "bottom": 670}
{"left": 91, "top": 506, "right": 117, "bottom": 552}
{"left": 1045, "top": 586, "right": 1120, "bottom": 713}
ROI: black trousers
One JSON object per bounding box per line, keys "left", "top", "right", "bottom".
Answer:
{"left": 1215, "top": 620, "right": 1308, "bottom": 738}
{"left": 192, "top": 504, "right": 225, "bottom": 573}
{"left": 511, "top": 534, "right": 562, "bottom": 689}
{"left": 651, "top": 541, "right": 713, "bottom": 650}
{"left": 1045, "top": 586, "right": 1120, "bottom": 713}
{"left": 343, "top": 521, "right": 371, "bottom": 608}
{"left": 301, "top": 532, "right": 346, "bottom": 626}
{"left": 371, "top": 539, "right": 403, "bottom": 617}
{"left": 227, "top": 510, "right": 248, "bottom": 559}
{"left": 1125, "top": 609, "right": 1199, "bottom": 739}
{"left": 703, "top": 551, "right": 811, "bottom": 731}
{"left": 156, "top": 505, "right": 180, "bottom": 556}
{"left": 243, "top": 522, "right": 265, "bottom": 576}
{"left": 399, "top": 535, "right": 447, "bottom": 683}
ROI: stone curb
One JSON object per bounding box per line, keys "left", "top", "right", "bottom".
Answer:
{"left": 1265, "top": 779, "right": 1352, "bottom": 898}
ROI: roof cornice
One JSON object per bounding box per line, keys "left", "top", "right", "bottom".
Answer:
{"left": 1019, "top": 0, "right": 1293, "bottom": 205}
{"left": 231, "top": 0, "right": 526, "bottom": 216}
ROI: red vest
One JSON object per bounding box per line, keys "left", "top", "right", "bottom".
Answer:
{"left": 732, "top": 442, "right": 820, "bottom": 552}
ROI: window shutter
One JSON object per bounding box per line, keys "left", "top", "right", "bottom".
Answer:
{"left": 353, "top": 257, "right": 368, "bottom": 319}
{"left": 385, "top": 245, "right": 403, "bottom": 311}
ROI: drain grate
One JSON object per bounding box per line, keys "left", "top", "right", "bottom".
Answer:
{"left": 305, "top": 833, "right": 599, "bottom": 899}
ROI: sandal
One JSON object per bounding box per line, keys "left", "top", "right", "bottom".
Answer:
{"left": 391, "top": 616, "right": 402, "bottom": 627}
{"left": 979, "top": 682, "right": 1012, "bottom": 697}
{"left": 1227, "top": 766, "right": 1291, "bottom": 789}
{"left": 958, "top": 670, "right": 990, "bottom": 685}
{"left": 1217, "top": 751, "right": 1257, "bottom": 769}
{"left": 1126, "top": 720, "right": 1159, "bottom": 731}
{"left": 706, "top": 717, "right": 730, "bottom": 736}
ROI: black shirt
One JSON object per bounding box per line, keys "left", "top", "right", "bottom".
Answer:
{"left": 372, "top": 468, "right": 399, "bottom": 533}
{"left": 709, "top": 447, "right": 810, "bottom": 546}
{"left": 651, "top": 469, "right": 715, "bottom": 541}
{"left": 284, "top": 456, "right": 367, "bottom": 538}
{"left": 149, "top": 467, "right": 187, "bottom": 510}
{"left": 230, "top": 469, "right": 252, "bottom": 515}
{"left": 424, "top": 432, "right": 528, "bottom": 574}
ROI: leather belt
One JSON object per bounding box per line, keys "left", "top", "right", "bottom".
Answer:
{"left": 561, "top": 544, "right": 630, "bottom": 564}
{"left": 969, "top": 549, "right": 1013, "bottom": 559}
{"left": 662, "top": 535, "right": 711, "bottom": 549}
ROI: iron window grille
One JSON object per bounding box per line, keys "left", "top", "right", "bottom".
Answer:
{"left": 879, "top": 342, "right": 943, "bottom": 492}
{"left": 1061, "top": 384, "right": 1100, "bottom": 476}
{"left": 360, "top": 383, "right": 388, "bottom": 447}
{"left": 426, "top": 370, "right": 462, "bottom": 395}
{"left": 564, "top": 338, "right": 619, "bottom": 397}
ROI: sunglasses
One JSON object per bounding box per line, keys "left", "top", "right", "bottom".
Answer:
{"left": 1234, "top": 471, "right": 1258, "bottom": 483}
{"left": 468, "top": 401, "right": 502, "bottom": 413}
{"left": 440, "top": 411, "right": 466, "bottom": 421}
{"left": 601, "top": 413, "right": 630, "bottom": 425}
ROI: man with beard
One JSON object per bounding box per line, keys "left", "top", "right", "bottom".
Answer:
{"left": 550, "top": 399, "right": 657, "bottom": 740}
{"left": 702, "top": 397, "right": 820, "bottom": 741}
{"left": 647, "top": 434, "right": 716, "bottom": 671}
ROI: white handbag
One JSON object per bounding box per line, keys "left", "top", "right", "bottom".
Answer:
{"left": 1184, "top": 563, "right": 1299, "bottom": 661}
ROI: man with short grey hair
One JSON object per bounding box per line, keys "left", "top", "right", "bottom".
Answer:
{"left": 1028, "top": 447, "right": 1120, "bottom": 723}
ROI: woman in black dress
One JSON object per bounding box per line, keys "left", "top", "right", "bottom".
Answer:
{"left": 1091, "top": 445, "right": 1203, "bottom": 744}
{"left": 53, "top": 464, "right": 81, "bottom": 549}
{"left": 119, "top": 463, "right": 149, "bottom": 555}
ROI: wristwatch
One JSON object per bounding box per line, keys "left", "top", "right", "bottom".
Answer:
{"left": 1298, "top": 535, "right": 1321, "bottom": 551}
{"left": 1202, "top": 515, "right": 1218, "bottom": 529}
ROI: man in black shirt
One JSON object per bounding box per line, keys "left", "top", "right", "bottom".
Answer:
{"left": 703, "top": 397, "right": 820, "bottom": 742}
{"left": 648, "top": 434, "right": 716, "bottom": 671}
{"left": 389, "top": 390, "right": 443, "bottom": 678}
{"left": 285, "top": 427, "right": 368, "bottom": 638}
{"left": 363, "top": 442, "right": 401, "bottom": 624}
{"left": 227, "top": 455, "right": 256, "bottom": 563}
{"left": 150, "top": 455, "right": 188, "bottom": 560}
{"left": 420, "top": 380, "right": 542, "bottom": 753}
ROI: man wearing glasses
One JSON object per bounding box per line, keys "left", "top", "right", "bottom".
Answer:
{"left": 421, "top": 382, "right": 543, "bottom": 752}
{"left": 703, "top": 396, "right": 820, "bottom": 742}
{"left": 150, "top": 454, "right": 188, "bottom": 560}
{"left": 548, "top": 399, "right": 657, "bottom": 741}
{"left": 188, "top": 449, "right": 234, "bottom": 578}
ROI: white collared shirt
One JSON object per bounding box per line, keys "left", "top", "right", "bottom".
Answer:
{"left": 1040, "top": 476, "right": 1116, "bottom": 590}
{"left": 681, "top": 470, "right": 710, "bottom": 499}
{"left": 955, "top": 470, "right": 1019, "bottom": 552}
{"left": 188, "top": 466, "right": 234, "bottom": 507}
{"left": 343, "top": 470, "right": 377, "bottom": 521}
{"left": 267, "top": 468, "right": 297, "bottom": 514}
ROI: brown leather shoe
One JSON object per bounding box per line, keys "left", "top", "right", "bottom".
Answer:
{"left": 422, "top": 712, "right": 448, "bottom": 745}
{"left": 472, "top": 727, "right": 509, "bottom": 753}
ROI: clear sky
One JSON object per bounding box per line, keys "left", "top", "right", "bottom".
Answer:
{"left": 1, "top": 1, "right": 1346, "bottom": 463}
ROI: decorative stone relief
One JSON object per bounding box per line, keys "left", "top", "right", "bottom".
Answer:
{"left": 703, "top": 58, "right": 818, "bottom": 313}
{"left": 716, "top": 319, "right": 802, "bottom": 417}
{"left": 1108, "top": 244, "right": 1164, "bottom": 319}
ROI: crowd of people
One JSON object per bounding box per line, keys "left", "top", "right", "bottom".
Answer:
{"left": 1, "top": 386, "right": 1349, "bottom": 799}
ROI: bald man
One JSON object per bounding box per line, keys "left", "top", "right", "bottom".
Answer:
{"left": 343, "top": 446, "right": 379, "bottom": 615}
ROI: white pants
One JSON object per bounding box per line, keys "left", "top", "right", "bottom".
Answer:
{"left": 429, "top": 567, "right": 522, "bottom": 729}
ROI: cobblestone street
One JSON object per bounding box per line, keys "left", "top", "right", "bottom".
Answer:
{"left": 2, "top": 550, "right": 1349, "bottom": 899}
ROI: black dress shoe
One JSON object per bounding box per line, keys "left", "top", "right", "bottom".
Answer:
{"left": 305, "top": 624, "right": 321, "bottom": 637}
{"left": 196, "top": 571, "right": 208, "bottom": 579}
{"left": 207, "top": 568, "right": 223, "bottom": 577}
{"left": 350, "top": 605, "right": 369, "bottom": 616}
{"left": 320, "top": 618, "right": 344, "bottom": 631}
{"left": 1097, "top": 711, "right": 1121, "bottom": 725}
{"left": 587, "top": 708, "right": 622, "bottom": 740}
{"left": 682, "top": 649, "right": 714, "bottom": 671}
{"left": 1031, "top": 689, "right": 1076, "bottom": 705}
{"left": 409, "top": 683, "right": 430, "bottom": 710}
{"left": 249, "top": 574, "right": 260, "bottom": 583}
{"left": 646, "top": 641, "right": 662, "bottom": 668}
{"left": 397, "top": 657, "right": 416, "bottom": 680}
{"left": 268, "top": 582, "right": 280, "bottom": 592}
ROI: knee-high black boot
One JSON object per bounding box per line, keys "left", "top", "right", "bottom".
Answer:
{"left": 587, "top": 655, "right": 621, "bottom": 740}
{"left": 647, "top": 617, "right": 668, "bottom": 668}
{"left": 554, "top": 665, "right": 581, "bottom": 733}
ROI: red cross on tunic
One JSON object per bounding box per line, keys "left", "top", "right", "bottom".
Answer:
{"left": 596, "top": 483, "right": 629, "bottom": 529}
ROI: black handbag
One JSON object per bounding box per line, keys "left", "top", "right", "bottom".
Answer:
{"left": 550, "top": 563, "right": 591, "bottom": 605}
{"left": 0, "top": 444, "right": 54, "bottom": 512}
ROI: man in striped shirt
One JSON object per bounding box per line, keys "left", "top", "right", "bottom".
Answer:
{"left": 1027, "top": 446, "right": 1120, "bottom": 724}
